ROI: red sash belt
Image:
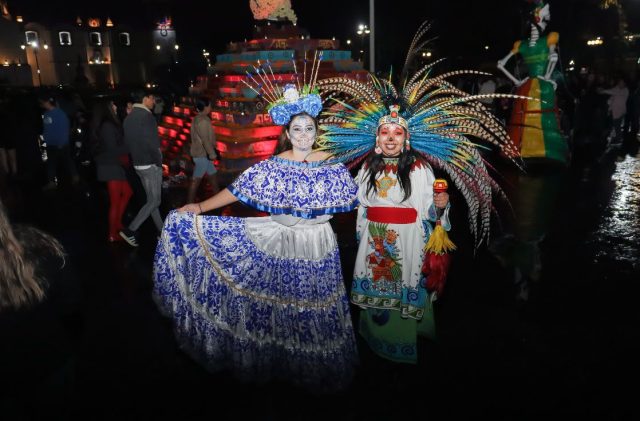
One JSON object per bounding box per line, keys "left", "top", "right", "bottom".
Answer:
{"left": 367, "top": 206, "right": 417, "bottom": 224}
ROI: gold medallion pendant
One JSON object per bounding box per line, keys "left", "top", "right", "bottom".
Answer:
{"left": 376, "top": 175, "right": 397, "bottom": 198}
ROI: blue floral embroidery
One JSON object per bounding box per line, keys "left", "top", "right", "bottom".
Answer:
{"left": 229, "top": 157, "right": 358, "bottom": 218}
{"left": 153, "top": 211, "right": 358, "bottom": 390}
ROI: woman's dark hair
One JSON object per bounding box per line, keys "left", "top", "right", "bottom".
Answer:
{"left": 195, "top": 96, "right": 211, "bottom": 112}
{"left": 274, "top": 112, "right": 319, "bottom": 154}
{"left": 90, "top": 100, "right": 122, "bottom": 148}
{"left": 0, "top": 199, "right": 64, "bottom": 311}
{"left": 38, "top": 93, "right": 56, "bottom": 106}
{"left": 364, "top": 128, "right": 424, "bottom": 202}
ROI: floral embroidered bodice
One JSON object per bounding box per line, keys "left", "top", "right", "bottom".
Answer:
{"left": 228, "top": 156, "right": 358, "bottom": 219}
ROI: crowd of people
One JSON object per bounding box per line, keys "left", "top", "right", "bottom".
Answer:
{"left": 571, "top": 72, "right": 635, "bottom": 158}
{"left": 0, "top": 88, "right": 179, "bottom": 244}
{"left": 462, "top": 70, "right": 638, "bottom": 163}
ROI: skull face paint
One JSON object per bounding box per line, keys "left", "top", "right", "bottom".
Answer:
{"left": 377, "top": 123, "right": 408, "bottom": 157}
{"left": 287, "top": 114, "right": 317, "bottom": 152}
{"left": 533, "top": 2, "right": 550, "bottom": 32}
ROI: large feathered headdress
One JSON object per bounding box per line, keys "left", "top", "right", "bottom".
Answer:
{"left": 317, "top": 22, "right": 526, "bottom": 248}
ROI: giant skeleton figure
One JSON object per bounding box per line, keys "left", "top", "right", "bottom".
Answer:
{"left": 497, "top": 0, "right": 568, "bottom": 164}
{"left": 492, "top": 1, "right": 569, "bottom": 301}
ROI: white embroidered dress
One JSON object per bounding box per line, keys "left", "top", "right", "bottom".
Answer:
{"left": 153, "top": 156, "right": 358, "bottom": 390}
{"left": 352, "top": 159, "right": 451, "bottom": 320}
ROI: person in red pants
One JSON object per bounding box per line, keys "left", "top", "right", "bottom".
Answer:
{"left": 91, "top": 100, "right": 133, "bottom": 242}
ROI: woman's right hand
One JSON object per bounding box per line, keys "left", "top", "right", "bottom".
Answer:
{"left": 177, "top": 203, "right": 202, "bottom": 214}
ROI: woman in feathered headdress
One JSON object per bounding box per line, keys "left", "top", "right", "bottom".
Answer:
{"left": 153, "top": 55, "right": 359, "bottom": 391}
{"left": 317, "top": 22, "right": 522, "bottom": 363}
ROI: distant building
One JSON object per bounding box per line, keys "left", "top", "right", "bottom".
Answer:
{"left": 0, "top": 2, "right": 178, "bottom": 88}
{"left": 0, "top": 2, "right": 31, "bottom": 85}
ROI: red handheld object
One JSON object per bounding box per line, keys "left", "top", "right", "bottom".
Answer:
{"left": 433, "top": 178, "right": 448, "bottom": 194}
{"left": 422, "top": 178, "right": 455, "bottom": 299}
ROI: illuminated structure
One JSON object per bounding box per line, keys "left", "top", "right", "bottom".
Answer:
{"left": 250, "top": 0, "right": 297, "bottom": 24}
{"left": 0, "top": 1, "right": 31, "bottom": 84}
{"left": 159, "top": 21, "right": 367, "bottom": 183}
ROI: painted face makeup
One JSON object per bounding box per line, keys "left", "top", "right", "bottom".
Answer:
{"left": 377, "top": 123, "right": 407, "bottom": 157}
{"left": 288, "top": 114, "right": 316, "bottom": 152}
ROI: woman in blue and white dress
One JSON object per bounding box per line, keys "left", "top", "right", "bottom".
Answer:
{"left": 153, "top": 110, "right": 359, "bottom": 391}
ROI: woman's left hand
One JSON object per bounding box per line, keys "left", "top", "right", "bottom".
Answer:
{"left": 434, "top": 192, "right": 449, "bottom": 209}
{"left": 177, "top": 203, "right": 202, "bottom": 214}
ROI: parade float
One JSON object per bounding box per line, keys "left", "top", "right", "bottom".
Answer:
{"left": 158, "top": 0, "right": 368, "bottom": 184}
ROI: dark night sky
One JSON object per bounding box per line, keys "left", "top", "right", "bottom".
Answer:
{"left": 8, "top": 0, "right": 640, "bottom": 79}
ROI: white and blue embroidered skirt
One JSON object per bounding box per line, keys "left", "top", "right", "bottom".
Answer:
{"left": 153, "top": 210, "right": 357, "bottom": 390}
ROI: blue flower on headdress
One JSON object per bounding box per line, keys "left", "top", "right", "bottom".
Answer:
{"left": 284, "top": 101, "right": 303, "bottom": 116}
{"left": 269, "top": 104, "right": 293, "bottom": 125}
{"left": 300, "top": 94, "right": 322, "bottom": 118}
{"left": 268, "top": 90, "right": 322, "bottom": 125}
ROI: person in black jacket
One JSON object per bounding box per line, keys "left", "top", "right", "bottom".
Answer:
{"left": 91, "top": 100, "right": 133, "bottom": 242}
{"left": 0, "top": 93, "right": 18, "bottom": 178}
{"left": 119, "top": 90, "right": 163, "bottom": 247}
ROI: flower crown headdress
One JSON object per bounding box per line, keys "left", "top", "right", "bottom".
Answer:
{"left": 316, "top": 22, "right": 530, "bottom": 247}
{"left": 241, "top": 51, "right": 324, "bottom": 126}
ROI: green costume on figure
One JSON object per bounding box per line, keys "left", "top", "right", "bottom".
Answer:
{"left": 508, "top": 31, "right": 568, "bottom": 164}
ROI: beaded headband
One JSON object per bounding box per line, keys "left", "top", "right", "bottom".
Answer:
{"left": 377, "top": 105, "right": 409, "bottom": 132}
